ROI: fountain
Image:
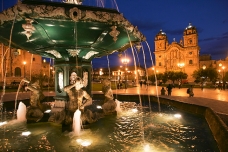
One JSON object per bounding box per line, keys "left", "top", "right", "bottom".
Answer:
{"left": 0, "top": 0, "right": 144, "bottom": 125}
{"left": 0, "top": 0, "right": 227, "bottom": 151}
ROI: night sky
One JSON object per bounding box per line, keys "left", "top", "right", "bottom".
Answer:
{"left": 1, "top": 0, "right": 228, "bottom": 69}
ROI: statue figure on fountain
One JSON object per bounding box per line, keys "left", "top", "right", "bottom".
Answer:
{"left": 101, "top": 79, "right": 117, "bottom": 115}
{"left": 21, "top": 78, "right": 48, "bottom": 122}
{"left": 51, "top": 77, "right": 117, "bottom": 130}
{"left": 63, "top": 77, "right": 93, "bottom": 125}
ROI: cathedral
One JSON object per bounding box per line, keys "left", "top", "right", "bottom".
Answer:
{"left": 0, "top": 43, "right": 51, "bottom": 84}
{"left": 153, "top": 23, "right": 200, "bottom": 81}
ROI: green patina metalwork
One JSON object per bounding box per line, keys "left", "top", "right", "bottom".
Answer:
{"left": 0, "top": 0, "right": 146, "bottom": 61}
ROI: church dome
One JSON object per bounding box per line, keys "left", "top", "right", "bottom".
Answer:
{"left": 155, "top": 29, "right": 167, "bottom": 40}
{"left": 184, "top": 23, "right": 197, "bottom": 35}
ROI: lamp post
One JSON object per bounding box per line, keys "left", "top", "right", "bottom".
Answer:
{"left": 219, "top": 63, "right": 226, "bottom": 90}
{"left": 222, "top": 66, "right": 225, "bottom": 90}
{"left": 23, "top": 61, "right": 26, "bottom": 78}
{"left": 121, "top": 57, "right": 129, "bottom": 89}
{"left": 177, "top": 63, "right": 185, "bottom": 88}
{"left": 99, "top": 68, "right": 103, "bottom": 80}
{"left": 201, "top": 65, "right": 206, "bottom": 90}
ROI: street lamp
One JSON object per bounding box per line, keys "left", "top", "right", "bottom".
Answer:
{"left": 219, "top": 63, "right": 226, "bottom": 90}
{"left": 222, "top": 66, "right": 226, "bottom": 90}
{"left": 121, "top": 57, "right": 129, "bottom": 89}
{"left": 201, "top": 65, "right": 206, "bottom": 90}
{"left": 23, "top": 61, "right": 26, "bottom": 77}
{"left": 99, "top": 68, "right": 103, "bottom": 80}
{"left": 202, "top": 65, "right": 206, "bottom": 70}
{"left": 177, "top": 63, "right": 185, "bottom": 71}
{"left": 177, "top": 63, "right": 185, "bottom": 88}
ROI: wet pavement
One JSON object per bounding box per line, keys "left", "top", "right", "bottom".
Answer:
{"left": 111, "top": 86, "right": 228, "bottom": 115}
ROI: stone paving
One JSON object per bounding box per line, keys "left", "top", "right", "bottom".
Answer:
{"left": 111, "top": 85, "right": 228, "bottom": 115}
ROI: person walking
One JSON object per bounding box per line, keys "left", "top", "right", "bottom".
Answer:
{"left": 178, "top": 80, "right": 181, "bottom": 89}
{"left": 187, "top": 85, "right": 194, "bottom": 97}
{"left": 140, "top": 81, "right": 143, "bottom": 87}
{"left": 200, "top": 82, "right": 204, "bottom": 90}
{"left": 161, "top": 87, "right": 166, "bottom": 95}
{"left": 166, "top": 84, "right": 173, "bottom": 96}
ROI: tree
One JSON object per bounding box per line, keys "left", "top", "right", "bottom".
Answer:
{"left": 148, "top": 73, "right": 164, "bottom": 85}
{"left": 192, "top": 67, "right": 218, "bottom": 82}
{"left": 176, "top": 71, "right": 188, "bottom": 81}
{"left": 148, "top": 75, "right": 156, "bottom": 84}
{"left": 164, "top": 71, "right": 187, "bottom": 84}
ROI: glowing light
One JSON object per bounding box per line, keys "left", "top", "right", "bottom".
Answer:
{"left": 132, "top": 108, "right": 138, "bottom": 113}
{"left": 76, "top": 139, "right": 83, "bottom": 143}
{"left": 22, "top": 131, "right": 31, "bottom": 136}
{"left": 76, "top": 139, "right": 92, "bottom": 147}
{"left": 174, "top": 114, "right": 182, "bottom": 118}
{"left": 158, "top": 113, "right": 163, "bottom": 117}
{"left": 144, "top": 144, "right": 151, "bottom": 151}
{"left": 44, "top": 109, "right": 51, "bottom": 113}
{"left": 96, "top": 105, "right": 102, "bottom": 109}
{"left": 81, "top": 140, "right": 91, "bottom": 147}
{"left": 89, "top": 27, "right": 100, "bottom": 30}
{"left": 45, "top": 24, "right": 55, "bottom": 27}
{"left": 177, "top": 63, "right": 185, "bottom": 68}
{"left": 0, "top": 121, "right": 7, "bottom": 126}
{"left": 121, "top": 58, "right": 129, "bottom": 64}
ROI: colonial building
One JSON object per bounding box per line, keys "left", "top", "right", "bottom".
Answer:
{"left": 199, "top": 54, "right": 228, "bottom": 81}
{"left": 0, "top": 43, "right": 51, "bottom": 84}
{"left": 153, "top": 23, "right": 200, "bottom": 81}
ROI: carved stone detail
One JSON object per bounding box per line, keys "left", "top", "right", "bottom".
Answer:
{"left": 69, "top": 7, "right": 81, "bottom": 21}
{"left": 83, "top": 51, "right": 99, "bottom": 59}
{"left": 109, "top": 26, "right": 120, "bottom": 42}
{"left": 67, "top": 49, "right": 80, "bottom": 57}
{"left": 22, "top": 18, "right": 35, "bottom": 40}
{"left": 0, "top": 2, "right": 146, "bottom": 41}
{"left": 45, "top": 50, "right": 62, "bottom": 58}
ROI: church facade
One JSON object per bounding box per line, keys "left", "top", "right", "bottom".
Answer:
{"left": 153, "top": 23, "right": 200, "bottom": 81}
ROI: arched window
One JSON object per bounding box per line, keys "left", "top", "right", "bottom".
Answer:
{"left": 159, "top": 62, "right": 162, "bottom": 66}
{"left": 14, "top": 67, "right": 21, "bottom": 77}
{"left": 189, "top": 60, "right": 193, "bottom": 64}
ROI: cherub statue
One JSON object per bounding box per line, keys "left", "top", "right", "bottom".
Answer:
{"left": 102, "top": 79, "right": 114, "bottom": 103}
{"left": 63, "top": 77, "right": 92, "bottom": 125}
{"left": 64, "top": 77, "right": 92, "bottom": 111}
{"left": 101, "top": 79, "right": 116, "bottom": 115}
{"left": 21, "top": 78, "right": 46, "bottom": 122}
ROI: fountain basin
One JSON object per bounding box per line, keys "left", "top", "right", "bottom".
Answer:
{"left": 1, "top": 94, "right": 226, "bottom": 151}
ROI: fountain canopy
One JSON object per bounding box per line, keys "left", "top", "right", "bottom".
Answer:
{"left": 0, "top": 0, "right": 146, "bottom": 62}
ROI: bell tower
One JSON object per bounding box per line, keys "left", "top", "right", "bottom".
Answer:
{"left": 154, "top": 30, "right": 168, "bottom": 73}
{"left": 183, "top": 23, "right": 200, "bottom": 81}
{"left": 183, "top": 23, "right": 198, "bottom": 47}
{"left": 155, "top": 29, "right": 168, "bottom": 51}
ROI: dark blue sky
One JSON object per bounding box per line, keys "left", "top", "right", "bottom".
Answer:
{"left": 1, "top": 0, "right": 228, "bottom": 69}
